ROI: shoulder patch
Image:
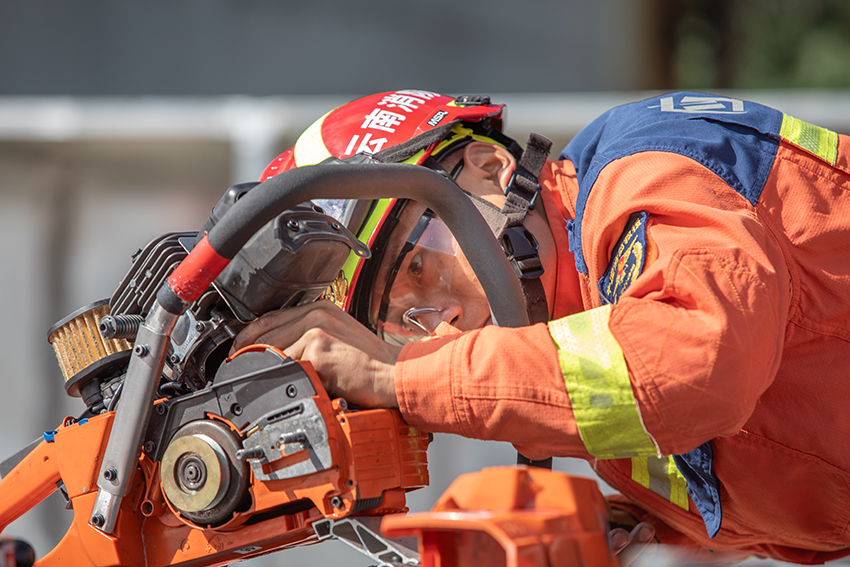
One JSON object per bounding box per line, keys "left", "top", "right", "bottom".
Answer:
{"left": 599, "top": 212, "right": 648, "bottom": 305}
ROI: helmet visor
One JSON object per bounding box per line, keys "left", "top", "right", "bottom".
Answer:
{"left": 376, "top": 210, "right": 459, "bottom": 346}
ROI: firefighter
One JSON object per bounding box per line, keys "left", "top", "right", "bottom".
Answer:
{"left": 232, "top": 90, "right": 850, "bottom": 564}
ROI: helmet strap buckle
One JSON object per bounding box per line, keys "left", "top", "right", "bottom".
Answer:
{"left": 504, "top": 170, "right": 541, "bottom": 211}
{"left": 501, "top": 226, "right": 544, "bottom": 280}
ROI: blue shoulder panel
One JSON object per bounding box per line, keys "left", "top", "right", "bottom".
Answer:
{"left": 562, "top": 92, "right": 783, "bottom": 274}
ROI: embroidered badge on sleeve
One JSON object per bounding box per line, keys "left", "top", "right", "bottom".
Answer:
{"left": 599, "top": 211, "right": 649, "bottom": 305}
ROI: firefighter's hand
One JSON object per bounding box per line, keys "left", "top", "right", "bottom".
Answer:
{"left": 609, "top": 522, "right": 657, "bottom": 566}
{"left": 230, "top": 301, "right": 401, "bottom": 408}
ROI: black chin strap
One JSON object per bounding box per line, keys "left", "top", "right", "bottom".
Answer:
{"left": 511, "top": 136, "right": 554, "bottom": 469}
{"left": 466, "top": 133, "right": 553, "bottom": 326}
{"left": 467, "top": 133, "right": 556, "bottom": 471}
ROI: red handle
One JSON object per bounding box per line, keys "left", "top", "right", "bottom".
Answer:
{"left": 167, "top": 234, "right": 231, "bottom": 303}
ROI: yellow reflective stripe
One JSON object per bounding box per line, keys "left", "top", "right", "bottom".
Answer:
{"left": 631, "top": 456, "right": 689, "bottom": 511}
{"left": 549, "top": 305, "right": 658, "bottom": 459}
{"left": 780, "top": 114, "right": 838, "bottom": 166}
{"left": 293, "top": 110, "right": 334, "bottom": 166}
{"left": 669, "top": 460, "right": 690, "bottom": 510}
{"left": 631, "top": 454, "right": 651, "bottom": 487}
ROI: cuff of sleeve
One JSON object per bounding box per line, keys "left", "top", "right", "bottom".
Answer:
{"left": 395, "top": 334, "right": 468, "bottom": 436}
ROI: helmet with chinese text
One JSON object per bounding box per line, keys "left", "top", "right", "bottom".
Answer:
{"left": 259, "top": 89, "right": 517, "bottom": 337}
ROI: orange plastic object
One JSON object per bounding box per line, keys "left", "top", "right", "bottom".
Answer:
{"left": 382, "top": 467, "right": 617, "bottom": 567}
{"left": 0, "top": 346, "right": 429, "bottom": 566}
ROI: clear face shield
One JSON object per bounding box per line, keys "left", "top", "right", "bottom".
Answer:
{"left": 375, "top": 209, "right": 462, "bottom": 346}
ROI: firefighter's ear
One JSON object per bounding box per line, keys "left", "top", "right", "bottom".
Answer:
{"left": 457, "top": 142, "right": 516, "bottom": 200}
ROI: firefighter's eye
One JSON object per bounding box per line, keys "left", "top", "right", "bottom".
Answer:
{"left": 408, "top": 255, "right": 423, "bottom": 280}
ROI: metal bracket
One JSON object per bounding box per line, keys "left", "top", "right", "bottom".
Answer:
{"left": 240, "top": 398, "right": 332, "bottom": 482}
{"left": 313, "top": 516, "right": 419, "bottom": 566}
{"left": 91, "top": 304, "right": 179, "bottom": 534}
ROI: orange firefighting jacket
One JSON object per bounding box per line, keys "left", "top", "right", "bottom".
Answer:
{"left": 395, "top": 93, "right": 850, "bottom": 563}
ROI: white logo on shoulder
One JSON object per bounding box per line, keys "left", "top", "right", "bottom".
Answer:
{"left": 650, "top": 95, "right": 745, "bottom": 114}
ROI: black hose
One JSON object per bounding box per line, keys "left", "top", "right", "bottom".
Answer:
{"left": 205, "top": 162, "right": 529, "bottom": 328}
{"left": 106, "top": 382, "right": 123, "bottom": 412}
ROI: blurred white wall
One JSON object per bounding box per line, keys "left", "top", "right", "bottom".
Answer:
{"left": 1, "top": 91, "right": 849, "bottom": 566}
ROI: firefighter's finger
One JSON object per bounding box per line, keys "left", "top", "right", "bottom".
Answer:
{"left": 242, "top": 308, "right": 343, "bottom": 355}
{"left": 609, "top": 527, "right": 630, "bottom": 554}
{"left": 616, "top": 522, "right": 657, "bottom": 567}
{"left": 249, "top": 326, "right": 301, "bottom": 356}
{"left": 231, "top": 301, "right": 337, "bottom": 353}
{"left": 281, "top": 326, "right": 400, "bottom": 408}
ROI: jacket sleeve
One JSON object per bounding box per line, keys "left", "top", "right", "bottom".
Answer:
{"left": 396, "top": 151, "right": 790, "bottom": 460}
{"left": 396, "top": 322, "right": 588, "bottom": 460}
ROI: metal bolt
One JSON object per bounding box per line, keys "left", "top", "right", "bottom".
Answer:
{"left": 331, "top": 497, "right": 342, "bottom": 509}
{"left": 235, "top": 447, "right": 264, "bottom": 461}
{"left": 230, "top": 403, "right": 243, "bottom": 416}
{"left": 91, "top": 514, "right": 105, "bottom": 528}
{"left": 195, "top": 321, "right": 206, "bottom": 333}
{"left": 169, "top": 353, "right": 180, "bottom": 364}
{"left": 156, "top": 403, "right": 168, "bottom": 415}
{"left": 286, "top": 219, "right": 299, "bottom": 231}
{"left": 143, "top": 441, "right": 156, "bottom": 454}
{"left": 185, "top": 464, "right": 200, "bottom": 482}
{"left": 279, "top": 431, "right": 307, "bottom": 445}
{"left": 285, "top": 384, "right": 297, "bottom": 398}
{"left": 179, "top": 455, "right": 206, "bottom": 490}
{"left": 134, "top": 344, "right": 149, "bottom": 357}
{"left": 103, "top": 468, "right": 118, "bottom": 481}
{"left": 330, "top": 221, "right": 341, "bottom": 231}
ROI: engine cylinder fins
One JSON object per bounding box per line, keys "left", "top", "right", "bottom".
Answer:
{"left": 108, "top": 231, "right": 195, "bottom": 316}
{"left": 47, "top": 299, "right": 132, "bottom": 389}
{"left": 160, "top": 419, "right": 249, "bottom": 526}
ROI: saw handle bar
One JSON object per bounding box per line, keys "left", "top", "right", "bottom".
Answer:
{"left": 163, "top": 161, "right": 529, "bottom": 327}
{"left": 92, "top": 160, "right": 530, "bottom": 534}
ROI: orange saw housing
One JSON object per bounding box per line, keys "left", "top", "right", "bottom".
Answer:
{"left": 0, "top": 346, "right": 429, "bottom": 567}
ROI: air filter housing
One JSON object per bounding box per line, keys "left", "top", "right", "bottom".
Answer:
{"left": 47, "top": 299, "right": 132, "bottom": 404}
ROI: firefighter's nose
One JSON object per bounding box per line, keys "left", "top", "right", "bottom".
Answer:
{"left": 422, "top": 301, "right": 463, "bottom": 333}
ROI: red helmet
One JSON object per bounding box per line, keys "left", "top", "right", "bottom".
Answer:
{"left": 259, "top": 89, "right": 517, "bottom": 336}
{"left": 260, "top": 90, "right": 508, "bottom": 179}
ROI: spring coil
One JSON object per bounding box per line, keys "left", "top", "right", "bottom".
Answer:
{"left": 99, "top": 314, "right": 145, "bottom": 340}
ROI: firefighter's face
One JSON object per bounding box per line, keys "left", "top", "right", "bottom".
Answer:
{"left": 371, "top": 201, "right": 491, "bottom": 346}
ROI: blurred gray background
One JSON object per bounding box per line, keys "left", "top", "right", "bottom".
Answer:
{"left": 2, "top": 0, "right": 850, "bottom": 565}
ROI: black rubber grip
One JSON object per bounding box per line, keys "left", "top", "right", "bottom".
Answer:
{"left": 206, "top": 161, "right": 529, "bottom": 329}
